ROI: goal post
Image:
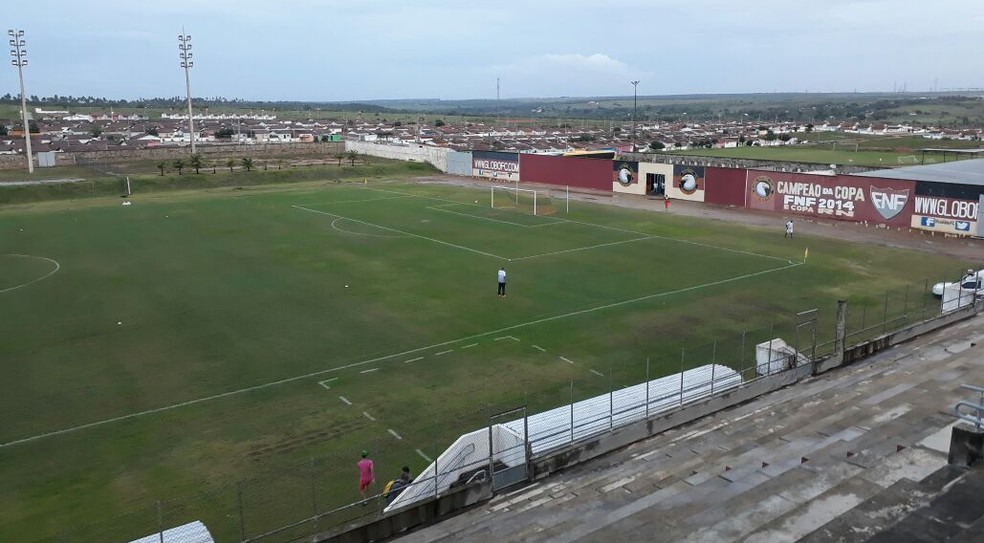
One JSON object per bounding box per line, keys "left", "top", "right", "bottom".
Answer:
{"left": 491, "top": 185, "right": 564, "bottom": 215}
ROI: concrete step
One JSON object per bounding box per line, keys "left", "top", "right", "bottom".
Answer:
{"left": 864, "top": 469, "right": 984, "bottom": 543}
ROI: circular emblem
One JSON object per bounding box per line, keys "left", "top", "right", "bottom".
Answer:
{"left": 679, "top": 169, "right": 699, "bottom": 194}
{"left": 617, "top": 165, "right": 633, "bottom": 186}
{"left": 753, "top": 176, "right": 774, "bottom": 199}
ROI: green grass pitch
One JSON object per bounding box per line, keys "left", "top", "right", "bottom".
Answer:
{"left": 0, "top": 179, "right": 966, "bottom": 542}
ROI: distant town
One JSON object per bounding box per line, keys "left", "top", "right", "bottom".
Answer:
{"left": 3, "top": 104, "right": 981, "bottom": 159}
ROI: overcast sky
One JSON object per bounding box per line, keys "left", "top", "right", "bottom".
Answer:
{"left": 4, "top": 1, "right": 983, "bottom": 102}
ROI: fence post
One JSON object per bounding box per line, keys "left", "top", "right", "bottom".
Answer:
{"left": 740, "top": 331, "right": 746, "bottom": 377}
{"left": 157, "top": 500, "right": 164, "bottom": 543}
{"left": 609, "top": 370, "right": 614, "bottom": 430}
{"left": 711, "top": 343, "right": 716, "bottom": 395}
{"left": 310, "top": 457, "right": 318, "bottom": 519}
{"left": 679, "top": 349, "right": 685, "bottom": 406}
{"left": 645, "top": 358, "right": 650, "bottom": 418}
{"left": 570, "top": 379, "right": 575, "bottom": 445}
{"left": 883, "top": 291, "right": 890, "bottom": 334}
{"left": 903, "top": 284, "right": 910, "bottom": 324}
{"left": 237, "top": 481, "right": 245, "bottom": 542}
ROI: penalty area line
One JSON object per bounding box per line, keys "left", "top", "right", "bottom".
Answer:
{"left": 0, "top": 260, "right": 800, "bottom": 450}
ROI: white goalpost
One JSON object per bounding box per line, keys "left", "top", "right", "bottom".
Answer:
{"left": 490, "top": 185, "right": 565, "bottom": 215}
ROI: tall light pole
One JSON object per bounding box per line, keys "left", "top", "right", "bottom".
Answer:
{"left": 178, "top": 29, "right": 196, "bottom": 154}
{"left": 9, "top": 29, "right": 33, "bottom": 174}
{"left": 630, "top": 80, "right": 640, "bottom": 153}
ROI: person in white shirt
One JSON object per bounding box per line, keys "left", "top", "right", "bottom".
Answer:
{"left": 497, "top": 267, "right": 507, "bottom": 297}
{"left": 784, "top": 220, "right": 794, "bottom": 238}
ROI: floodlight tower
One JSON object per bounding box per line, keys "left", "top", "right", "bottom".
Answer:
{"left": 178, "top": 29, "right": 196, "bottom": 154}
{"left": 9, "top": 29, "right": 33, "bottom": 174}
{"left": 630, "top": 80, "right": 640, "bottom": 153}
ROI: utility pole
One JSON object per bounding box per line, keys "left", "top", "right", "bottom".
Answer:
{"left": 178, "top": 29, "right": 196, "bottom": 154}
{"left": 630, "top": 80, "right": 640, "bottom": 153}
{"left": 9, "top": 29, "right": 33, "bottom": 174}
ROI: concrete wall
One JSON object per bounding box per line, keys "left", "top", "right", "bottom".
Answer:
{"left": 346, "top": 141, "right": 450, "bottom": 171}
{"left": 447, "top": 151, "right": 472, "bottom": 176}
{"left": 314, "top": 479, "right": 492, "bottom": 543}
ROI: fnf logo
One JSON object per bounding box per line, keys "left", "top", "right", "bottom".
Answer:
{"left": 870, "top": 186, "right": 909, "bottom": 220}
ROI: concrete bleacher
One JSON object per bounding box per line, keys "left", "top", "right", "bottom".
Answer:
{"left": 392, "top": 314, "right": 984, "bottom": 543}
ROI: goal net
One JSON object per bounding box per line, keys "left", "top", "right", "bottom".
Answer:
{"left": 490, "top": 185, "right": 556, "bottom": 215}
{"left": 897, "top": 155, "right": 918, "bottom": 164}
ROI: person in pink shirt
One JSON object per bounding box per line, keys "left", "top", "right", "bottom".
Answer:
{"left": 357, "top": 449, "right": 374, "bottom": 503}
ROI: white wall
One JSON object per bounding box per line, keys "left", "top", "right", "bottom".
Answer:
{"left": 346, "top": 141, "right": 450, "bottom": 172}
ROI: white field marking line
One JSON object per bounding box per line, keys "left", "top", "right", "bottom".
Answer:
{"left": 339, "top": 396, "right": 352, "bottom": 405}
{"left": 316, "top": 195, "right": 414, "bottom": 206}
{"left": 293, "top": 205, "right": 506, "bottom": 260}
{"left": 368, "top": 186, "right": 790, "bottom": 263}
{"left": 434, "top": 349, "right": 453, "bottom": 356}
{"left": 318, "top": 378, "right": 338, "bottom": 390}
{"left": 0, "top": 254, "right": 61, "bottom": 294}
{"left": 559, "top": 356, "right": 575, "bottom": 365}
{"left": 532, "top": 345, "right": 547, "bottom": 352}
{"left": 330, "top": 217, "right": 406, "bottom": 238}
{"left": 360, "top": 368, "right": 379, "bottom": 374}
{"left": 461, "top": 343, "right": 479, "bottom": 349}
{"left": 427, "top": 204, "right": 564, "bottom": 228}
{"left": 509, "top": 236, "right": 656, "bottom": 262}
{"left": 590, "top": 369, "right": 605, "bottom": 377}
{"left": 416, "top": 449, "right": 433, "bottom": 462}
{"left": 0, "top": 260, "right": 800, "bottom": 449}
{"left": 363, "top": 411, "right": 376, "bottom": 422}
{"left": 556, "top": 216, "right": 795, "bottom": 264}
{"left": 494, "top": 335, "right": 520, "bottom": 342}
{"left": 404, "top": 356, "right": 424, "bottom": 364}
{"left": 388, "top": 429, "right": 403, "bottom": 440}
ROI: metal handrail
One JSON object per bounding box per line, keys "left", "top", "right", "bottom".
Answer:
{"left": 954, "top": 384, "right": 984, "bottom": 431}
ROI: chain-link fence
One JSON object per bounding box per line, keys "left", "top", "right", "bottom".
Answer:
{"left": 51, "top": 280, "right": 965, "bottom": 543}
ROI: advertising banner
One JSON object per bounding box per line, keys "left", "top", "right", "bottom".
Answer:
{"left": 472, "top": 150, "right": 519, "bottom": 181}
{"left": 745, "top": 171, "right": 914, "bottom": 226}
{"left": 909, "top": 194, "right": 979, "bottom": 235}
{"left": 670, "top": 165, "right": 705, "bottom": 202}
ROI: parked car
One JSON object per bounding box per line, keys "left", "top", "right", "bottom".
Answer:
{"left": 932, "top": 269, "right": 984, "bottom": 297}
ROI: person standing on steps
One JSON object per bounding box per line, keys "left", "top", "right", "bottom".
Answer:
{"left": 497, "top": 267, "right": 507, "bottom": 297}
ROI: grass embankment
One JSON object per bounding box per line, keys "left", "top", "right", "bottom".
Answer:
{"left": 0, "top": 160, "right": 439, "bottom": 205}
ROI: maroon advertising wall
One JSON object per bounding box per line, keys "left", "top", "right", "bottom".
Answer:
{"left": 703, "top": 166, "right": 746, "bottom": 206}
{"left": 745, "top": 170, "right": 916, "bottom": 226}
{"left": 520, "top": 154, "right": 613, "bottom": 191}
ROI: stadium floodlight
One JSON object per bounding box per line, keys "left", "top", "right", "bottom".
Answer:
{"left": 630, "top": 80, "right": 640, "bottom": 153}
{"left": 9, "top": 29, "right": 33, "bottom": 174}
{"left": 178, "top": 29, "right": 196, "bottom": 154}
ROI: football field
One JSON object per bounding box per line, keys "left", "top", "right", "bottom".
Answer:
{"left": 0, "top": 179, "right": 963, "bottom": 542}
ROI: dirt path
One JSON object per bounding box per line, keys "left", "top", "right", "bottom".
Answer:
{"left": 412, "top": 174, "right": 984, "bottom": 264}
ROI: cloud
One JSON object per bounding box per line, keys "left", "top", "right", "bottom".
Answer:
{"left": 489, "top": 53, "right": 649, "bottom": 97}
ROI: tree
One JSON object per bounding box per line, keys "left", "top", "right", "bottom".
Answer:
{"left": 91, "top": 127, "right": 103, "bottom": 138}
{"left": 147, "top": 127, "right": 159, "bottom": 136}
{"left": 434, "top": 119, "right": 445, "bottom": 127}
{"left": 225, "top": 158, "right": 236, "bottom": 172}
{"left": 276, "top": 158, "right": 285, "bottom": 170}
{"left": 28, "top": 121, "right": 39, "bottom": 134}
{"left": 156, "top": 160, "right": 167, "bottom": 176}
{"left": 649, "top": 141, "right": 665, "bottom": 151}
{"left": 334, "top": 152, "right": 345, "bottom": 166}
{"left": 189, "top": 153, "right": 204, "bottom": 174}
{"left": 764, "top": 130, "right": 777, "bottom": 141}
{"left": 346, "top": 150, "right": 359, "bottom": 166}
{"left": 241, "top": 157, "right": 254, "bottom": 172}
{"left": 0, "top": 125, "right": 7, "bottom": 136}
{"left": 214, "top": 127, "right": 235, "bottom": 138}
{"left": 173, "top": 158, "right": 185, "bottom": 175}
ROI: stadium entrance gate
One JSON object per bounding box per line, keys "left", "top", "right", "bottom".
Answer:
{"left": 488, "top": 406, "right": 529, "bottom": 491}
